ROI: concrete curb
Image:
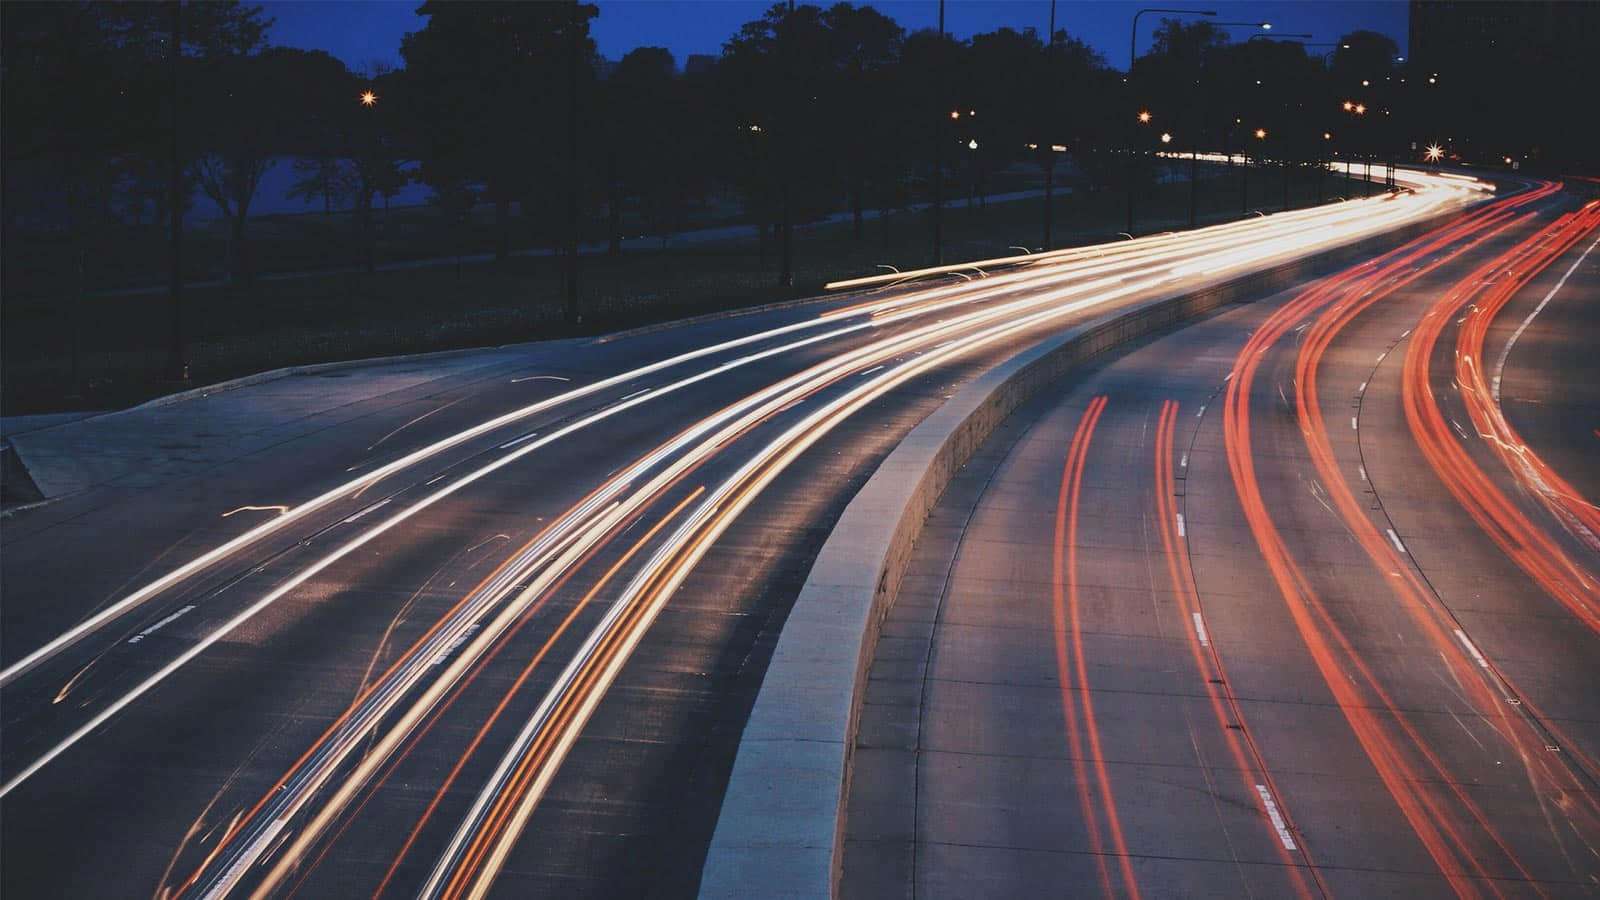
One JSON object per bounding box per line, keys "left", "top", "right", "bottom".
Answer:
{"left": 698, "top": 208, "right": 1465, "bottom": 899}
{"left": 590, "top": 292, "right": 836, "bottom": 345}
{"left": 125, "top": 343, "right": 522, "bottom": 414}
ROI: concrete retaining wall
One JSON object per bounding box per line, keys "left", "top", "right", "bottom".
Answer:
{"left": 698, "top": 207, "right": 1465, "bottom": 898}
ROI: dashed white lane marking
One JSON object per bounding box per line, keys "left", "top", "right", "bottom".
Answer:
{"left": 619, "top": 387, "right": 652, "bottom": 401}
{"left": 429, "top": 624, "right": 482, "bottom": 667}
{"left": 510, "top": 374, "right": 572, "bottom": 384}
{"left": 200, "top": 818, "right": 285, "bottom": 900}
{"left": 1192, "top": 612, "right": 1209, "bottom": 647}
{"left": 860, "top": 364, "right": 885, "bottom": 376}
{"left": 1196, "top": 404, "right": 1207, "bottom": 418}
{"left": 342, "top": 498, "right": 392, "bottom": 523}
{"left": 1255, "top": 784, "right": 1297, "bottom": 850}
{"left": 1351, "top": 416, "right": 1359, "bottom": 431}
{"left": 1359, "top": 465, "right": 1368, "bottom": 482}
{"left": 1176, "top": 513, "right": 1186, "bottom": 537}
{"left": 221, "top": 505, "right": 290, "bottom": 519}
{"left": 425, "top": 473, "right": 449, "bottom": 486}
{"left": 1376, "top": 351, "right": 1387, "bottom": 363}
{"left": 498, "top": 431, "right": 540, "bottom": 450}
{"left": 1455, "top": 629, "right": 1490, "bottom": 669}
{"left": 1386, "top": 528, "right": 1407, "bottom": 554}
{"left": 1180, "top": 452, "right": 1189, "bottom": 469}
{"left": 127, "top": 605, "right": 197, "bottom": 644}
{"left": 1358, "top": 381, "right": 1368, "bottom": 393}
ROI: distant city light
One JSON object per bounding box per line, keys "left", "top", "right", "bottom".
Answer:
{"left": 1160, "top": 132, "right": 1172, "bottom": 143}
{"left": 1354, "top": 103, "right": 1367, "bottom": 114}
{"left": 1138, "top": 110, "right": 1152, "bottom": 123}
{"left": 967, "top": 138, "right": 979, "bottom": 150}
{"left": 359, "top": 90, "right": 378, "bottom": 106}
{"left": 1254, "top": 128, "right": 1267, "bottom": 139}
{"left": 1425, "top": 144, "right": 1444, "bottom": 162}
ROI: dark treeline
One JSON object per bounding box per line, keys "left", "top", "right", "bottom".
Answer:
{"left": 5, "top": 0, "right": 1504, "bottom": 294}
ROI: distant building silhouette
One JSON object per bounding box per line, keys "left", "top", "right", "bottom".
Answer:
{"left": 1407, "top": 1, "right": 1599, "bottom": 167}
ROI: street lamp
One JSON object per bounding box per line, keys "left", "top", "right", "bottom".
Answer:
{"left": 1255, "top": 128, "right": 1268, "bottom": 140}
{"left": 1127, "top": 8, "right": 1215, "bottom": 234}
{"left": 1138, "top": 110, "right": 1152, "bottom": 124}
{"left": 1425, "top": 143, "right": 1444, "bottom": 162}
{"left": 359, "top": 90, "right": 378, "bottom": 107}
{"left": 1160, "top": 132, "right": 1172, "bottom": 143}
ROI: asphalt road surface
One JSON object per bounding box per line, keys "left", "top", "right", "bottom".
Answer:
{"left": 0, "top": 169, "right": 1516, "bottom": 899}
{"left": 841, "top": 183, "right": 1600, "bottom": 898}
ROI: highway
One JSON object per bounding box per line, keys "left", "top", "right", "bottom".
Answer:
{"left": 0, "top": 168, "right": 1522, "bottom": 898}
{"left": 841, "top": 181, "right": 1600, "bottom": 897}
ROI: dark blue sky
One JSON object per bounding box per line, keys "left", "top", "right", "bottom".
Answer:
{"left": 259, "top": 1, "right": 1409, "bottom": 72}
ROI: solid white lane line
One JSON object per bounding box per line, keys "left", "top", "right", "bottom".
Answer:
{"left": 1491, "top": 232, "right": 1600, "bottom": 403}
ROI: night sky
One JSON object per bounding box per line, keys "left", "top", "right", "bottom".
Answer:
{"left": 259, "top": 0, "right": 1410, "bottom": 73}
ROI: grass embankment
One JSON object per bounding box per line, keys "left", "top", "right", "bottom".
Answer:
{"left": 3, "top": 163, "right": 1371, "bottom": 413}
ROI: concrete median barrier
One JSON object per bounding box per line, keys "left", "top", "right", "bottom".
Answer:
{"left": 699, "top": 205, "right": 1467, "bottom": 899}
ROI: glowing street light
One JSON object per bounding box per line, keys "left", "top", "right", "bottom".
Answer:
{"left": 359, "top": 90, "right": 378, "bottom": 107}
{"left": 967, "top": 139, "right": 978, "bottom": 150}
{"left": 1425, "top": 144, "right": 1444, "bottom": 162}
{"left": 1138, "top": 110, "right": 1152, "bottom": 124}
{"left": 1354, "top": 103, "right": 1367, "bottom": 115}
{"left": 1254, "top": 128, "right": 1267, "bottom": 140}
{"left": 1160, "top": 132, "right": 1172, "bottom": 143}
{"left": 1342, "top": 100, "right": 1354, "bottom": 111}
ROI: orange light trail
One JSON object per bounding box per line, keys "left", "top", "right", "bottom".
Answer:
{"left": 1051, "top": 397, "right": 1138, "bottom": 898}
{"left": 1291, "top": 187, "right": 1600, "bottom": 880}
{"left": 1221, "top": 189, "right": 1570, "bottom": 896}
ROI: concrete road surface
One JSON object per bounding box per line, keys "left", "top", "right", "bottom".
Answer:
{"left": 842, "top": 184, "right": 1600, "bottom": 898}
{"left": 0, "top": 168, "right": 1503, "bottom": 898}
